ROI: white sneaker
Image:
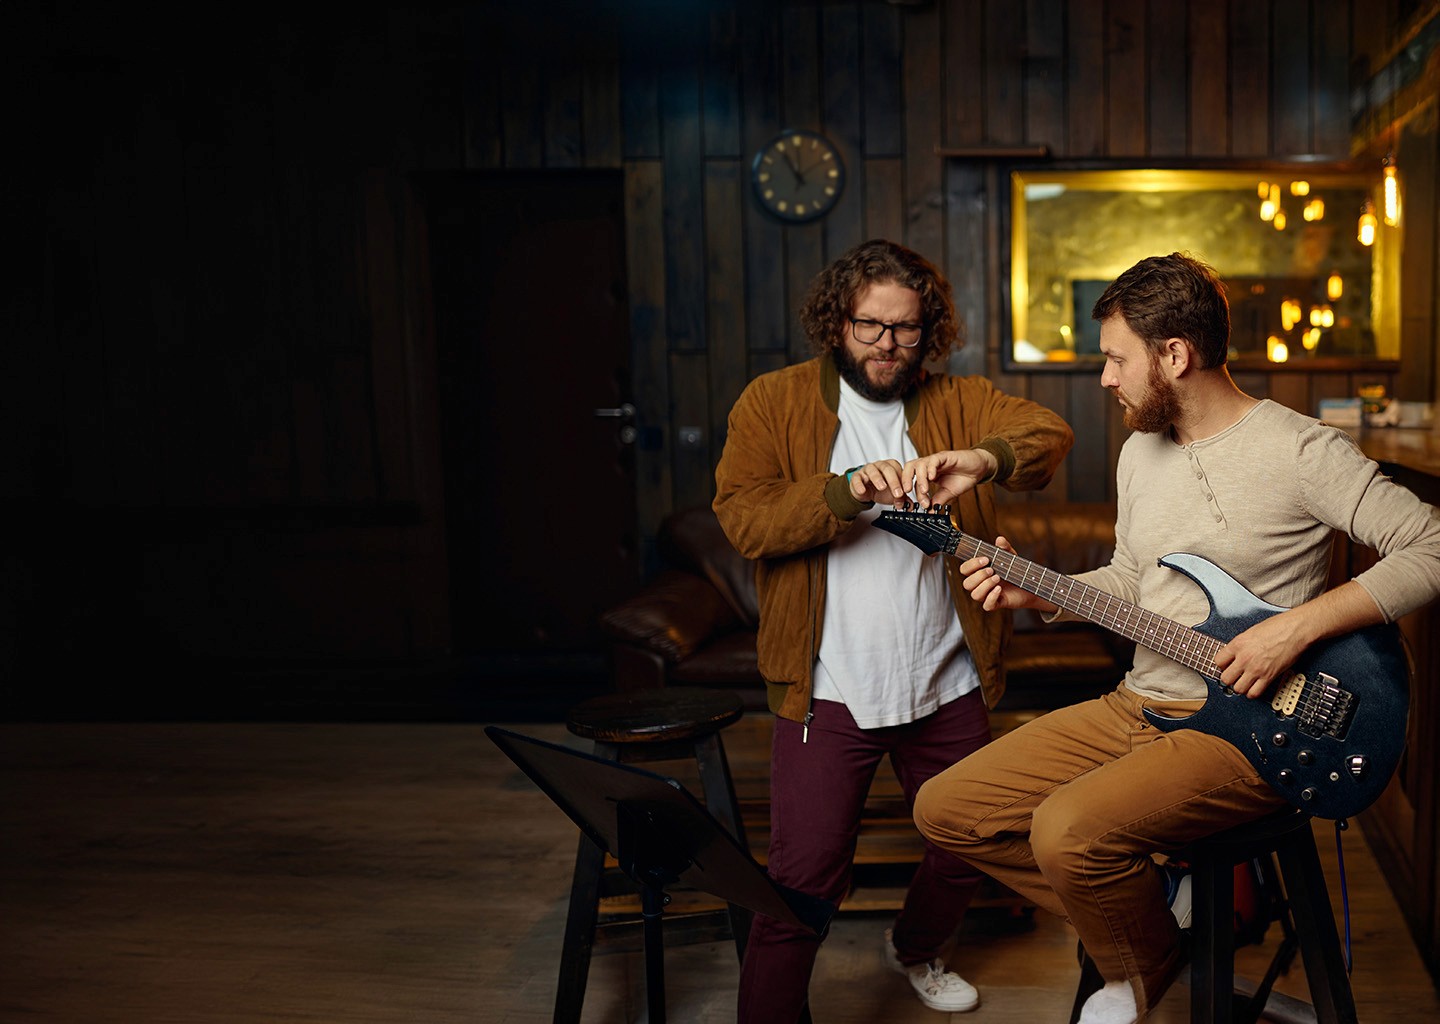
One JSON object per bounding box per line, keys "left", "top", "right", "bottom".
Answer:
{"left": 883, "top": 928, "right": 979, "bottom": 1012}
{"left": 1077, "top": 979, "right": 1137, "bottom": 1024}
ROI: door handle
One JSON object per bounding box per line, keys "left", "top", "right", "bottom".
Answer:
{"left": 594, "top": 403, "right": 637, "bottom": 444}
{"left": 593, "top": 403, "right": 636, "bottom": 419}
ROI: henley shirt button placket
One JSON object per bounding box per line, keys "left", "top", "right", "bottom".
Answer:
{"left": 1191, "top": 448, "right": 1227, "bottom": 527}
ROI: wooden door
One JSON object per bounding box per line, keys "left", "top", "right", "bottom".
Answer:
{"left": 424, "top": 170, "right": 638, "bottom": 661}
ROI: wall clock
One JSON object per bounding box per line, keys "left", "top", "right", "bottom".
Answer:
{"left": 751, "top": 130, "right": 846, "bottom": 223}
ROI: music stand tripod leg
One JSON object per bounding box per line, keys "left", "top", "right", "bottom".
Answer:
{"left": 641, "top": 883, "right": 669, "bottom": 1024}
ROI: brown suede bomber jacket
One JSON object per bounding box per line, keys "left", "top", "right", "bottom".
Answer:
{"left": 713, "top": 356, "right": 1074, "bottom": 724}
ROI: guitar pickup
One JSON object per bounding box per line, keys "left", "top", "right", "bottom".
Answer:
{"left": 1269, "top": 673, "right": 1305, "bottom": 716}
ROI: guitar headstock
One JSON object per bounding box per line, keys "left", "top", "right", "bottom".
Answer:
{"left": 873, "top": 504, "right": 957, "bottom": 556}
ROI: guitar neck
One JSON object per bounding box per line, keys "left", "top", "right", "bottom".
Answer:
{"left": 943, "top": 529, "right": 1223, "bottom": 677}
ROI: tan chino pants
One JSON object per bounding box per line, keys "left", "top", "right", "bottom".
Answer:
{"left": 913, "top": 684, "right": 1287, "bottom": 1017}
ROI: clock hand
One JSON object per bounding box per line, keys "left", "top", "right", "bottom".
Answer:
{"left": 782, "top": 150, "right": 805, "bottom": 185}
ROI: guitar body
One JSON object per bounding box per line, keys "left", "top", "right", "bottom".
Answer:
{"left": 1145, "top": 553, "right": 1410, "bottom": 820}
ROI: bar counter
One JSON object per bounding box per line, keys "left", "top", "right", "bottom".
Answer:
{"left": 1337, "top": 421, "right": 1440, "bottom": 987}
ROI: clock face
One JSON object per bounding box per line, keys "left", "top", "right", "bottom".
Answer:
{"left": 751, "top": 130, "right": 845, "bottom": 223}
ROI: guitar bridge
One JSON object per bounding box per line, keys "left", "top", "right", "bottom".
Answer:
{"left": 1293, "top": 670, "right": 1357, "bottom": 741}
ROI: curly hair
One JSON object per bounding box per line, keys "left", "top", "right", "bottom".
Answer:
{"left": 798, "top": 239, "right": 963, "bottom": 362}
{"left": 1090, "top": 252, "right": 1231, "bottom": 369}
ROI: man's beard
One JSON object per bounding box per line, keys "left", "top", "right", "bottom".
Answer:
{"left": 833, "top": 345, "right": 924, "bottom": 402}
{"left": 1124, "top": 356, "right": 1183, "bottom": 433}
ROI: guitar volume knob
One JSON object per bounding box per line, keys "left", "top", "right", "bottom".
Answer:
{"left": 1271, "top": 733, "right": 1288, "bottom": 747}
{"left": 1277, "top": 769, "right": 1295, "bottom": 785}
{"left": 1296, "top": 750, "right": 1314, "bottom": 765}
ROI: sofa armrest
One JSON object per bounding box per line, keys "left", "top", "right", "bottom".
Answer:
{"left": 598, "top": 569, "right": 743, "bottom": 664}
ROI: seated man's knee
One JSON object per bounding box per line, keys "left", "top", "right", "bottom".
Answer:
{"left": 1030, "top": 797, "right": 1085, "bottom": 882}
{"left": 913, "top": 774, "right": 966, "bottom": 847}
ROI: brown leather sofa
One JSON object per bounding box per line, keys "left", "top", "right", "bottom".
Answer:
{"left": 598, "top": 502, "right": 1134, "bottom": 712}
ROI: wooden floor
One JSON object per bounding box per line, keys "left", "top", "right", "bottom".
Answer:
{"left": 2, "top": 712, "right": 1437, "bottom": 1023}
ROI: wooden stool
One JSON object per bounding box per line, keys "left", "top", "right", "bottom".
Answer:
{"left": 553, "top": 686, "right": 750, "bottom": 1024}
{"left": 1071, "top": 809, "right": 1357, "bottom": 1024}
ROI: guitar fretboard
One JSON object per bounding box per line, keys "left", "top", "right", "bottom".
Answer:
{"left": 942, "top": 532, "right": 1225, "bottom": 678}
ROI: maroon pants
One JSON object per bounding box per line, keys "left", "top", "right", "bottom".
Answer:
{"left": 736, "top": 691, "right": 990, "bottom": 1024}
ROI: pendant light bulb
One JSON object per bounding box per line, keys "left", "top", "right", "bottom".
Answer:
{"left": 1382, "top": 153, "right": 1401, "bottom": 227}
{"left": 1358, "top": 200, "right": 1378, "bottom": 246}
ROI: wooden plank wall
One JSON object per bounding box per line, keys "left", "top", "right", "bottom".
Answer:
{"left": 22, "top": 0, "right": 1435, "bottom": 677}
{"left": 454, "top": 0, "right": 1413, "bottom": 521}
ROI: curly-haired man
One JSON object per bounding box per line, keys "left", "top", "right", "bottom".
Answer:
{"left": 714, "top": 238, "right": 1073, "bottom": 1021}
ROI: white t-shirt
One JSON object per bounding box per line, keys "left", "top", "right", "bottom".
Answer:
{"left": 811, "top": 377, "right": 980, "bottom": 728}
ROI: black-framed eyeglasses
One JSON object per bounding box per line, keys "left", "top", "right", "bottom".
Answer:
{"left": 850, "top": 318, "right": 924, "bottom": 348}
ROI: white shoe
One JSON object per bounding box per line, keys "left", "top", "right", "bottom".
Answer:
{"left": 883, "top": 928, "right": 979, "bottom": 1012}
{"left": 1077, "top": 979, "right": 1137, "bottom": 1024}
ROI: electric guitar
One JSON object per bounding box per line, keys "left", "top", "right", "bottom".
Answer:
{"left": 874, "top": 506, "right": 1410, "bottom": 820}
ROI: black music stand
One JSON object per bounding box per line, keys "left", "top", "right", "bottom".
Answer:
{"left": 486, "top": 726, "right": 834, "bottom": 1024}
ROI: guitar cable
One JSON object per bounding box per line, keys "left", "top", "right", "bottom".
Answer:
{"left": 1334, "top": 818, "right": 1353, "bottom": 974}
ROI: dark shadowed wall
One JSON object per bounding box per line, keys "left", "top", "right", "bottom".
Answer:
{"left": 11, "top": 0, "right": 1439, "bottom": 706}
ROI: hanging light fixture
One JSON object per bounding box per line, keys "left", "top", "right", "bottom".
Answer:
{"left": 1358, "top": 200, "right": 1378, "bottom": 246}
{"left": 1327, "top": 272, "right": 1343, "bottom": 300}
{"left": 1382, "top": 152, "right": 1401, "bottom": 227}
